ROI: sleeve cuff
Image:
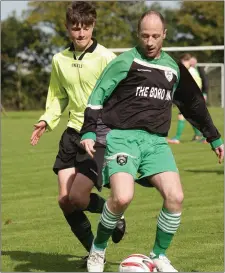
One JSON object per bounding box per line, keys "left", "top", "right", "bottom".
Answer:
{"left": 38, "top": 114, "right": 53, "bottom": 132}
{"left": 210, "top": 138, "right": 223, "bottom": 149}
{"left": 81, "top": 132, "right": 96, "bottom": 141}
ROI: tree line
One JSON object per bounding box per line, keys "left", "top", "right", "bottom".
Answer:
{"left": 1, "top": 1, "right": 224, "bottom": 110}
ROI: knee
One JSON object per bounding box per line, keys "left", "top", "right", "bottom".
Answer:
{"left": 58, "top": 195, "right": 72, "bottom": 211}
{"left": 173, "top": 192, "right": 184, "bottom": 205}
{"left": 111, "top": 195, "right": 133, "bottom": 211}
{"left": 69, "top": 191, "right": 89, "bottom": 210}
{"left": 166, "top": 190, "right": 184, "bottom": 206}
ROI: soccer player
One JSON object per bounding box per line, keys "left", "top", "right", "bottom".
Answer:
{"left": 30, "top": 1, "right": 125, "bottom": 263}
{"left": 167, "top": 53, "right": 191, "bottom": 144}
{"left": 80, "top": 10, "right": 224, "bottom": 272}
{"left": 189, "top": 56, "right": 209, "bottom": 142}
{"left": 168, "top": 54, "right": 209, "bottom": 144}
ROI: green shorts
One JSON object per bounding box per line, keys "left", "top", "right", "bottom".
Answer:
{"left": 102, "top": 129, "right": 178, "bottom": 186}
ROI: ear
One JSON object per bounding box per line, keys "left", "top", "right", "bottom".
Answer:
{"left": 163, "top": 29, "right": 167, "bottom": 39}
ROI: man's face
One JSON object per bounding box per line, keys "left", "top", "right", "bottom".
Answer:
{"left": 66, "top": 23, "right": 95, "bottom": 51}
{"left": 190, "top": 57, "right": 197, "bottom": 67}
{"left": 138, "top": 15, "right": 166, "bottom": 59}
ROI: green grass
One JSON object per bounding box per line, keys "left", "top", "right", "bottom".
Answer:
{"left": 1, "top": 108, "right": 224, "bottom": 272}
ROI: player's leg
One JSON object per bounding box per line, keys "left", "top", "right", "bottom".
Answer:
{"left": 192, "top": 126, "right": 207, "bottom": 143}
{"left": 69, "top": 172, "right": 105, "bottom": 212}
{"left": 53, "top": 128, "right": 95, "bottom": 253}
{"left": 94, "top": 173, "right": 134, "bottom": 247}
{"left": 149, "top": 172, "right": 183, "bottom": 272}
{"left": 58, "top": 168, "right": 94, "bottom": 253}
{"left": 74, "top": 143, "right": 106, "bottom": 214}
{"left": 88, "top": 173, "right": 135, "bottom": 272}
{"left": 138, "top": 134, "right": 182, "bottom": 272}
{"left": 168, "top": 113, "right": 185, "bottom": 144}
{"left": 192, "top": 126, "right": 203, "bottom": 141}
{"left": 87, "top": 129, "right": 139, "bottom": 272}
{"left": 92, "top": 144, "right": 126, "bottom": 244}
{"left": 71, "top": 143, "right": 126, "bottom": 244}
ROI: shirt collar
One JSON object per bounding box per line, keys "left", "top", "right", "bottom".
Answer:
{"left": 69, "top": 38, "right": 97, "bottom": 53}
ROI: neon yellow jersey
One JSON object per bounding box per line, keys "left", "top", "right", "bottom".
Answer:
{"left": 39, "top": 40, "right": 116, "bottom": 132}
{"left": 189, "top": 66, "right": 202, "bottom": 90}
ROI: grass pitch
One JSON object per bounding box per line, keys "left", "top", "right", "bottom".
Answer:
{"left": 1, "top": 107, "right": 224, "bottom": 272}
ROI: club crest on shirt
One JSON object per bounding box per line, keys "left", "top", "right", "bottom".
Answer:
{"left": 117, "top": 155, "right": 128, "bottom": 166}
{"left": 165, "top": 71, "right": 173, "bottom": 82}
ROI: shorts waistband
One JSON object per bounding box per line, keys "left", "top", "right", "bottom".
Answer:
{"left": 66, "top": 127, "right": 80, "bottom": 135}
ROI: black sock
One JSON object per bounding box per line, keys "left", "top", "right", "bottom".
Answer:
{"left": 85, "top": 193, "right": 105, "bottom": 214}
{"left": 64, "top": 210, "right": 94, "bottom": 252}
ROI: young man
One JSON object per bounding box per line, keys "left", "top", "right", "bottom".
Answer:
{"left": 168, "top": 54, "right": 209, "bottom": 144}
{"left": 80, "top": 10, "right": 224, "bottom": 272}
{"left": 30, "top": 1, "right": 125, "bottom": 263}
{"left": 189, "top": 56, "right": 209, "bottom": 142}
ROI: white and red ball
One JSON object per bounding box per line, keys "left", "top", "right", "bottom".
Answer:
{"left": 119, "top": 254, "right": 157, "bottom": 272}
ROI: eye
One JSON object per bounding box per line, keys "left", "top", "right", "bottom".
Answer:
{"left": 152, "top": 34, "right": 160, "bottom": 39}
{"left": 141, "top": 34, "right": 149, "bottom": 39}
{"left": 72, "top": 27, "right": 81, "bottom": 31}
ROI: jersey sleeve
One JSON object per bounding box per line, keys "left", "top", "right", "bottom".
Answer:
{"left": 80, "top": 55, "right": 132, "bottom": 140}
{"left": 198, "top": 66, "right": 209, "bottom": 95}
{"left": 39, "top": 57, "right": 69, "bottom": 131}
{"left": 173, "top": 62, "right": 222, "bottom": 148}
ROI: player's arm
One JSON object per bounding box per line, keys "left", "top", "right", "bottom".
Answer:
{"left": 80, "top": 56, "right": 130, "bottom": 157}
{"left": 173, "top": 62, "right": 223, "bottom": 163}
{"left": 30, "top": 57, "right": 68, "bottom": 146}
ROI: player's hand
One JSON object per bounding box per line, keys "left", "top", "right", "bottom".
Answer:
{"left": 30, "top": 121, "right": 47, "bottom": 146}
{"left": 80, "top": 139, "right": 96, "bottom": 158}
{"left": 213, "top": 144, "right": 224, "bottom": 164}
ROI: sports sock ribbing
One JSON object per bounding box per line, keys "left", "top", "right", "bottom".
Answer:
{"left": 94, "top": 203, "right": 123, "bottom": 250}
{"left": 152, "top": 207, "right": 181, "bottom": 257}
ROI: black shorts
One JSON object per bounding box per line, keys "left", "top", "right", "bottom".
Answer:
{"left": 53, "top": 127, "right": 105, "bottom": 191}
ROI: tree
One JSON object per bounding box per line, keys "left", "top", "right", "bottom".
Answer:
{"left": 172, "top": 1, "right": 224, "bottom": 62}
{"left": 1, "top": 15, "right": 51, "bottom": 110}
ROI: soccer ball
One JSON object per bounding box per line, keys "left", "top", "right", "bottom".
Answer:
{"left": 119, "top": 254, "right": 157, "bottom": 272}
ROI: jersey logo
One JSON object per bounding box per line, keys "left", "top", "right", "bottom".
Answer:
{"left": 117, "top": 155, "right": 128, "bottom": 166}
{"left": 72, "top": 63, "right": 82, "bottom": 68}
{"left": 165, "top": 71, "right": 173, "bottom": 82}
{"left": 137, "top": 69, "right": 152, "bottom": 73}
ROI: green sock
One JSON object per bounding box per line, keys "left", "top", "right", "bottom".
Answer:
{"left": 152, "top": 207, "right": 181, "bottom": 257}
{"left": 94, "top": 203, "right": 123, "bottom": 250}
{"left": 174, "top": 120, "right": 185, "bottom": 140}
{"left": 192, "top": 126, "right": 202, "bottom": 137}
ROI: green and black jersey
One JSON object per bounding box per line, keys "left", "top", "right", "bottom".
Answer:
{"left": 39, "top": 39, "right": 116, "bottom": 132}
{"left": 81, "top": 46, "right": 221, "bottom": 146}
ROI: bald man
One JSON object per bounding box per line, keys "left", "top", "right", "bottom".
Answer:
{"left": 80, "top": 10, "right": 224, "bottom": 272}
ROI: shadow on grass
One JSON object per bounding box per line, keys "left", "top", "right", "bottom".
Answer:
{"left": 2, "top": 250, "right": 119, "bottom": 272}
{"left": 184, "top": 169, "right": 224, "bottom": 175}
